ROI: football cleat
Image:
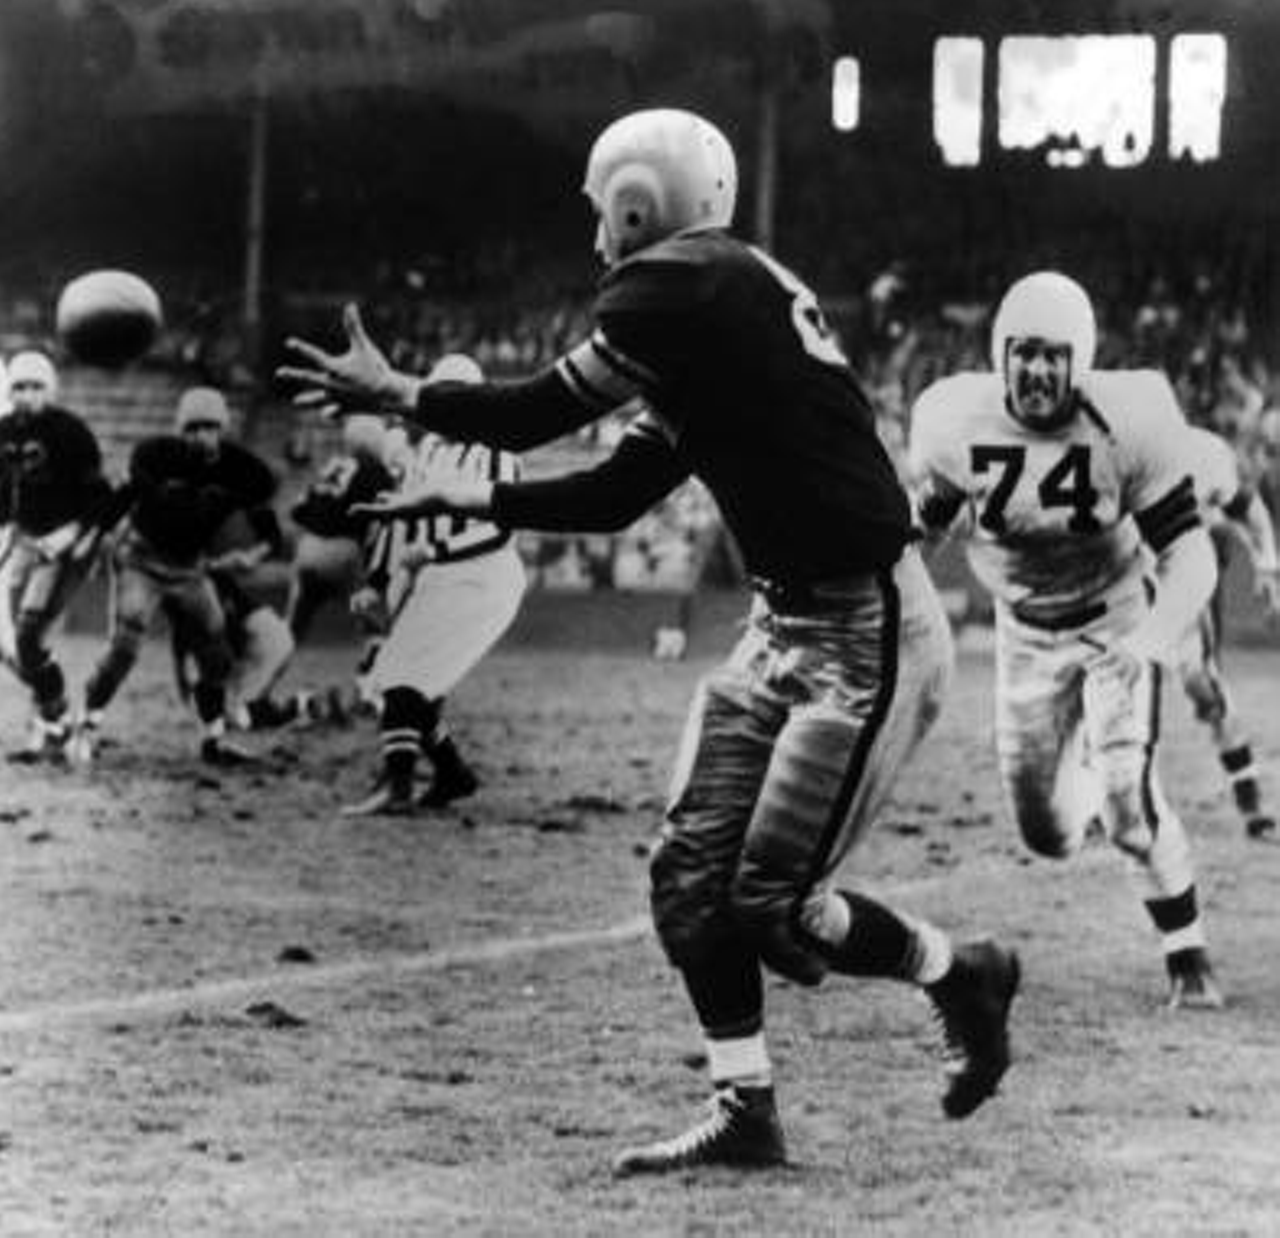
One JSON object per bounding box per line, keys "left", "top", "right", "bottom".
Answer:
{"left": 926, "top": 940, "right": 1021, "bottom": 1119}
{"left": 418, "top": 764, "right": 479, "bottom": 809}
{"left": 341, "top": 786, "right": 416, "bottom": 818}
{"left": 199, "top": 736, "right": 259, "bottom": 768}
{"left": 1245, "top": 815, "right": 1277, "bottom": 844}
{"left": 612, "top": 1085, "right": 787, "bottom": 1177}
{"left": 1166, "top": 947, "right": 1225, "bottom": 1011}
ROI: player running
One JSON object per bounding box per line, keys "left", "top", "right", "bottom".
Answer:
{"left": 342, "top": 354, "right": 524, "bottom": 817}
{"left": 74, "top": 386, "right": 281, "bottom": 767}
{"left": 0, "top": 350, "right": 119, "bottom": 763}
{"left": 282, "top": 108, "right": 1020, "bottom": 1175}
{"left": 909, "top": 270, "right": 1223, "bottom": 1010}
{"left": 1176, "top": 423, "right": 1280, "bottom": 842}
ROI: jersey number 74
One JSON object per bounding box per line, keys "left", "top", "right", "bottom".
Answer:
{"left": 970, "top": 443, "right": 1101, "bottom": 535}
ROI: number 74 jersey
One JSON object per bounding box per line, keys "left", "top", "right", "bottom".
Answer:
{"left": 907, "top": 368, "right": 1194, "bottom": 623}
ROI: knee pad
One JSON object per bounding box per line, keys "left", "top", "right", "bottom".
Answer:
{"left": 1008, "top": 768, "right": 1076, "bottom": 859}
{"left": 729, "top": 872, "right": 827, "bottom": 987}
{"left": 648, "top": 833, "right": 739, "bottom": 970}
{"left": 1183, "top": 670, "right": 1227, "bottom": 725}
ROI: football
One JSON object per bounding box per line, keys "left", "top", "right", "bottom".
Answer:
{"left": 55, "top": 269, "right": 163, "bottom": 369}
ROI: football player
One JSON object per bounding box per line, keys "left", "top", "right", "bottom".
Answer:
{"left": 1176, "top": 423, "right": 1280, "bottom": 842}
{"left": 342, "top": 354, "right": 524, "bottom": 817}
{"left": 0, "top": 350, "right": 119, "bottom": 762}
{"left": 282, "top": 108, "right": 1020, "bottom": 1174}
{"left": 73, "top": 386, "right": 280, "bottom": 766}
{"left": 909, "top": 271, "right": 1222, "bottom": 1010}
{"left": 287, "top": 412, "right": 396, "bottom": 713}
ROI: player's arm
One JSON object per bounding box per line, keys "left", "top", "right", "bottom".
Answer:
{"left": 280, "top": 304, "right": 606, "bottom": 451}
{"left": 1123, "top": 376, "right": 1219, "bottom": 661}
{"left": 353, "top": 415, "right": 689, "bottom": 533}
{"left": 1221, "top": 486, "right": 1280, "bottom": 613}
{"left": 905, "top": 379, "right": 971, "bottom": 550}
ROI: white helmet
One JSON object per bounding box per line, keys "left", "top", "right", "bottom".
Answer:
{"left": 175, "top": 385, "right": 230, "bottom": 431}
{"left": 426, "top": 353, "right": 484, "bottom": 386}
{"left": 991, "top": 271, "right": 1097, "bottom": 380}
{"left": 7, "top": 350, "right": 59, "bottom": 410}
{"left": 341, "top": 413, "right": 387, "bottom": 461}
{"left": 583, "top": 108, "right": 737, "bottom": 264}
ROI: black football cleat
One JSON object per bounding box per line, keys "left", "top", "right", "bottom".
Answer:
{"left": 926, "top": 940, "right": 1020, "bottom": 1119}
{"left": 612, "top": 1085, "right": 788, "bottom": 1177}
{"left": 199, "top": 736, "right": 259, "bottom": 768}
{"left": 1165, "top": 947, "right": 1225, "bottom": 1011}
{"left": 342, "top": 786, "right": 417, "bottom": 818}
{"left": 1245, "top": 815, "right": 1277, "bottom": 844}
{"left": 417, "top": 764, "right": 479, "bottom": 809}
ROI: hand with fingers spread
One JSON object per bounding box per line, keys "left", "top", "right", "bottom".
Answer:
{"left": 277, "top": 303, "right": 420, "bottom": 418}
{"left": 352, "top": 473, "right": 496, "bottom": 523}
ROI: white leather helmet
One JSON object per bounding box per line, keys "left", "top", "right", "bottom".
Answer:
{"left": 991, "top": 271, "right": 1097, "bottom": 381}
{"left": 426, "top": 353, "right": 484, "bottom": 386}
{"left": 583, "top": 109, "right": 737, "bottom": 264}
{"left": 7, "top": 350, "right": 59, "bottom": 410}
{"left": 341, "top": 413, "right": 387, "bottom": 461}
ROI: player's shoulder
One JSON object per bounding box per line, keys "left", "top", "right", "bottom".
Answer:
{"left": 1079, "top": 368, "right": 1183, "bottom": 435}
{"left": 596, "top": 229, "right": 735, "bottom": 315}
{"left": 911, "top": 372, "right": 1002, "bottom": 439}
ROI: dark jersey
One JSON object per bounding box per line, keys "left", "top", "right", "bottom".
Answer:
{"left": 414, "top": 230, "right": 912, "bottom": 585}
{"left": 290, "top": 453, "right": 393, "bottom": 542}
{"left": 0, "top": 406, "right": 113, "bottom": 535}
{"left": 128, "top": 436, "right": 278, "bottom": 563}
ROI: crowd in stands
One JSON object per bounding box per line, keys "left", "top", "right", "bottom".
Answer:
{"left": 4, "top": 232, "right": 1280, "bottom": 595}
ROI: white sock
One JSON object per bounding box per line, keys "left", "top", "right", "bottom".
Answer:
{"left": 706, "top": 1033, "right": 772, "bottom": 1090}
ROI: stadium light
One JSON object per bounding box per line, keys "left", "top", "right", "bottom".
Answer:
{"left": 1169, "top": 34, "right": 1226, "bottom": 161}
{"left": 934, "top": 37, "right": 983, "bottom": 166}
{"left": 831, "top": 55, "right": 860, "bottom": 132}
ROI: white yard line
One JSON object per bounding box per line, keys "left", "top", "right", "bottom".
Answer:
{"left": 0, "top": 858, "right": 1081, "bottom": 1035}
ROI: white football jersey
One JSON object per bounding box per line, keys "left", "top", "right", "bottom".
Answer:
{"left": 909, "top": 369, "right": 1193, "bottom": 622}
{"left": 369, "top": 434, "right": 518, "bottom": 579}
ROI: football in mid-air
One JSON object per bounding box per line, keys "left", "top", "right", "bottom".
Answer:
{"left": 55, "top": 269, "right": 163, "bottom": 369}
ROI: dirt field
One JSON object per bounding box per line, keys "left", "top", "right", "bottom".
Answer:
{"left": 2, "top": 618, "right": 1280, "bottom": 1237}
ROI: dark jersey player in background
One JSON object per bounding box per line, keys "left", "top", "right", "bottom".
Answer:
{"left": 282, "top": 108, "right": 1020, "bottom": 1175}
{"left": 75, "top": 386, "right": 282, "bottom": 767}
{"left": 0, "top": 350, "right": 119, "bottom": 763}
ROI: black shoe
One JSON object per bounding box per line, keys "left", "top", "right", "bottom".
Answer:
{"left": 341, "top": 785, "right": 417, "bottom": 817}
{"left": 926, "top": 941, "right": 1020, "bottom": 1119}
{"left": 245, "top": 695, "right": 300, "bottom": 731}
{"left": 612, "top": 1085, "right": 788, "bottom": 1177}
{"left": 1245, "top": 815, "right": 1277, "bottom": 844}
{"left": 200, "top": 737, "right": 259, "bottom": 768}
{"left": 1165, "top": 947, "right": 1225, "bottom": 1011}
{"left": 418, "top": 764, "right": 479, "bottom": 808}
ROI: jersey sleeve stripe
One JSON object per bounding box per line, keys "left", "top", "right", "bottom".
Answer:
{"left": 1135, "top": 476, "right": 1200, "bottom": 552}
{"left": 591, "top": 330, "right": 658, "bottom": 388}
{"left": 555, "top": 350, "right": 621, "bottom": 412}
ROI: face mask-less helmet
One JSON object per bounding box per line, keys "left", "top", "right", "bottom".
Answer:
{"left": 991, "top": 271, "right": 1096, "bottom": 428}
{"left": 7, "top": 350, "right": 59, "bottom": 412}
{"left": 583, "top": 109, "right": 737, "bottom": 265}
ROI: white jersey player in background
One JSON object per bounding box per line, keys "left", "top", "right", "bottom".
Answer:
{"left": 1176, "top": 424, "right": 1280, "bottom": 842}
{"left": 910, "top": 271, "right": 1224, "bottom": 1010}
{"left": 343, "top": 354, "right": 525, "bottom": 816}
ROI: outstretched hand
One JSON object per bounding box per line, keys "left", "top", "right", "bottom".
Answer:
{"left": 277, "top": 303, "right": 416, "bottom": 419}
{"left": 352, "top": 473, "right": 496, "bottom": 522}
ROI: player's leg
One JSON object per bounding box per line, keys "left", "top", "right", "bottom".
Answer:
{"left": 232, "top": 605, "right": 301, "bottom": 730}
{"left": 172, "top": 577, "right": 253, "bottom": 766}
{"left": 414, "top": 696, "right": 479, "bottom": 808}
{"left": 614, "top": 624, "right": 787, "bottom": 1176}
{"left": 993, "top": 618, "right": 1099, "bottom": 858}
{"left": 75, "top": 560, "right": 160, "bottom": 764}
{"left": 1084, "top": 651, "right": 1221, "bottom": 1008}
{"left": 342, "top": 682, "right": 424, "bottom": 816}
{"left": 730, "top": 551, "right": 1018, "bottom": 1120}
{"left": 1179, "top": 607, "right": 1273, "bottom": 841}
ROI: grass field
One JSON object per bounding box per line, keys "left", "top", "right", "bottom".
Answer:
{"left": 2, "top": 616, "right": 1280, "bottom": 1237}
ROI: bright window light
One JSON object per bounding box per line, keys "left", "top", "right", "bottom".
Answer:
{"left": 934, "top": 37, "right": 984, "bottom": 166}
{"left": 999, "top": 35, "right": 1155, "bottom": 168}
{"left": 1170, "top": 34, "right": 1226, "bottom": 161}
{"left": 831, "top": 56, "right": 860, "bottom": 132}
